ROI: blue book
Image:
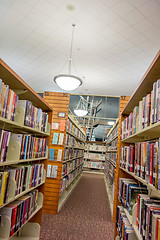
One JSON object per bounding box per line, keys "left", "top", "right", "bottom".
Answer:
{"left": 52, "top": 133, "right": 59, "bottom": 145}
{"left": 49, "top": 148, "right": 55, "bottom": 161}
{"left": 23, "top": 135, "right": 28, "bottom": 159}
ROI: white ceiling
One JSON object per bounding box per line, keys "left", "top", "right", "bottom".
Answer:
{"left": 0, "top": 0, "right": 160, "bottom": 96}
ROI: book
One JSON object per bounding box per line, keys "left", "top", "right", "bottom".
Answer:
{"left": 52, "top": 122, "right": 59, "bottom": 130}
{"left": 0, "top": 172, "right": 8, "bottom": 205}
{"left": 47, "top": 165, "right": 52, "bottom": 177}
{"left": 60, "top": 119, "right": 65, "bottom": 131}
{"left": 49, "top": 148, "right": 55, "bottom": 161}
{"left": 57, "top": 149, "right": 62, "bottom": 161}
{"left": 58, "top": 133, "right": 64, "bottom": 145}
{"left": 52, "top": 133, "right": 59, "bottom": 145}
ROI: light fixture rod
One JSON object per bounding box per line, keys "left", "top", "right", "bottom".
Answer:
{"left": 68, "top": 24, "right": 76, "bottom": 74}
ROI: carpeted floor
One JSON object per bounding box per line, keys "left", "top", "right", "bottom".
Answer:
{"left": 40, "top": 172, "right": 114, "bottom": 240}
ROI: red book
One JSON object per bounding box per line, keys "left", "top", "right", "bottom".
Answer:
{"left": 137, "top": 194, "right": 140, "bottom": 227}
{"left": 130, "top": 146, "right": 135, "bottom": 172}
{"left": 10, "top": 205, "right": 17, "bottom": 236}
{"left": 150, "top": 143, "right": 154, "bottom": 184}
{"left": 60, "top": 119, "right": 65, "bottom": 131}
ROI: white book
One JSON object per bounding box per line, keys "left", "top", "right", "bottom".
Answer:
{"left": 51, "top": 165, "right": 58, "bottom": 178}
{"left": 47, "top": 165, "right": 51, "bottom": 177}
{"left": 57, "top": 149, "right": 62, "bottom": 161}
{"left": 58, "top": 133, "right": 64, "bottom": 145}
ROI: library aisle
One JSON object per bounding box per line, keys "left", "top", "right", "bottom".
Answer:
{"left": 40, "top": 172, "right": 114, "bottom": 240}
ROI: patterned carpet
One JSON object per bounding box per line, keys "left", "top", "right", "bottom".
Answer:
{"left": 40, "top": 172, "right": 114, "bottom": 240}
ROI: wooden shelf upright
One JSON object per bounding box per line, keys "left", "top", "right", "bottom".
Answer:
{"left": 0, "top": 58, "right": 52, "bottom": 239}
{"left": 113, "top": 50, "right": 160, "bottom": 239}
{"left": 112, "top": 96, "right": 130, "bottom": 223}
{"left": 43, "top": 92, "right": 85, "bottom": 214}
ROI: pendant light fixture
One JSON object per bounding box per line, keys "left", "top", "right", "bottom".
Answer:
{"left": 54, "top": 24, "right": 82, "bottom": 91}
{"left": 74, "top": 96, "right": 88, "bottom": 117}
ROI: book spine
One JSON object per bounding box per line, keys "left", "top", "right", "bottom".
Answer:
{"left": 150, "top": 143, "right": 154, "bottom": 185}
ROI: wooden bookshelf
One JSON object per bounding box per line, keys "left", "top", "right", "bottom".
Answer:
{"left": 112, "top": 96, "right": 130, "bottom": 237}
{"left": 83, "top": 141, "right": 106, "bottom": 171}
{"left": 105, "top": 119, "right": 119, "bottom": 216}
{"left": 43, "top": 92, "right": 85, "bottom": 214}
{"left": 114, "top": 50, "right": 160, "bottom": 239}
{"left": 0, "top": 58, "right": 52, "bottom": 239}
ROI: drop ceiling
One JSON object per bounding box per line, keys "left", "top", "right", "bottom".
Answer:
{"left": 0, "top": 0, "right": 160, "bottom": 96}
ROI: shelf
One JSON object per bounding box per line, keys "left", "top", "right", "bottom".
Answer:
{"left": 11, "top": 222, "right": 40, "bottom": 240}
{"left": 122, "top": 204, "right": 142, "bottom": 240}
{"left": 119, "top": 167, "right": 160, "bottom": 193}
{"left": 65, "top": 145, "right": 84, "bottom": 150}
{"left": 84, "top": 158, "right": 105, "bottom": 162}
{"left": 104, "top": 176, "right": 113, "bottom": 217}
{"left": 0, "top": 156, "right": 47, "bottom": 167}
{"left": 122, "top": 50, "right": 160, "bottom": 115}
{"left": 68, "top": 114, "right": 86, "bottom": 136}
{"left": 0, "top": 59, "right": 52, "bottom": 112}
{"left": 63, "top": 155, "right": 84, "bottom": 163}
{"left": 107, "top": 118, "right": 119, "bottom": 137}
{"left": 66, "top": 131, "right": 85, "bottom": 143}
{"left": 61, "top": 163, "right": 83, "bottom": 179}
{"left": 0, "top": 180, "right": 45, "bottom": 210}
{"left": 0, "top": 192, "right": 43, "bottom": 240}
{"left": 122, "top": 121, "right": 160, "bottom": 143}
{"left": 83, "top": 166, "right": 104, "bottom": 170}
{"left": 0, "top": 116, "right": 50, "bottom": 137}
{"left": 106, "top": 158, "right": 116, "bottom": 167}
{"left": 106, "top": 150, "right": 117, "bottom": 153}
{"left": 106, "top": 135, "right": 118, "bottom": 144}
{"left": 84, "top": 149, "right": 105, "bottom": 153}
{"left": 59, "top": 170, "right": 82, "bottom": 198}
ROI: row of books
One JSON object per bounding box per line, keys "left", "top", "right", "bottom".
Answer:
{"left": 60, "top": 165, "right": 83, "bottom": 193}
{"left": 116, "top": 206, "right": 136, "bottom": 239}
{"left": 120, "top": 140, "right": 160, "bottom": 189}
{"left": 17, "top": 100, "right": 48, "bottom": 132}
{"left": 0, "top": 79, "right": 18, "bottom": 121}
{"left": 0, "top": 130, "right": 47, "bottom": 163}
{"left": 20, "top": 135, "right": 47, "bottom": 160}
{"left": 65, "top": 133, "right": 84, "bottom": 148}
{"left": 0, "top": 164, "right": 44, "bottom": 206}
{"left": 84, "top": 152, "right": 105, "bottom": 160}
{"left": 107, "top": 138, "right": 118, "bottom": 151}
{"left": 106, "top": 124, "right": 118, "bottom": 143}
{"left": 104, "top": 161, "right": 115, "bottom": 191}
{"left": 118, "top": 178, "right": 148, "bottom": 215}
{"left": 66, "top": 118, "right": 85, "bottom": 142}
{"left": 83, "top": 161, "right": 104, "bottom": 169}
{"left": 85, "top": 144, "right": 106, "bottom": 152}
{"left": 136, "top": 193, "right": 160, "bottom": 240}
{"left": 63, "top": 149, "right": 83, "bottom": 161}
{"left": 0, "top": 189, "right": 38, "bottom": 237}
{"left": 121, "top": 78, "right": 160, "bottom": 140}
{"left": 120, "top": 145, "right": 135, "bottom": 173}
{"left": 62, "top": 158, "right": 83, "bottom": 176}
{"left": 106, "top": 152, "right": 117, "bottom": 165}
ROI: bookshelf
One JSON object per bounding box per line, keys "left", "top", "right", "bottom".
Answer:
{"left": 83, "top": 141, "right": 106, "bottom": 171}
{"left": 104, "top": 119, "right": 119, "bottom": 216}
{"left": 42, "top": 92, "right": 85, "bottom": 214}
{"left": 0, "top": 58, "right": 52, "bottom": 239}
{"left": 114, "top": 50, "right": 160, "bottom": 239}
